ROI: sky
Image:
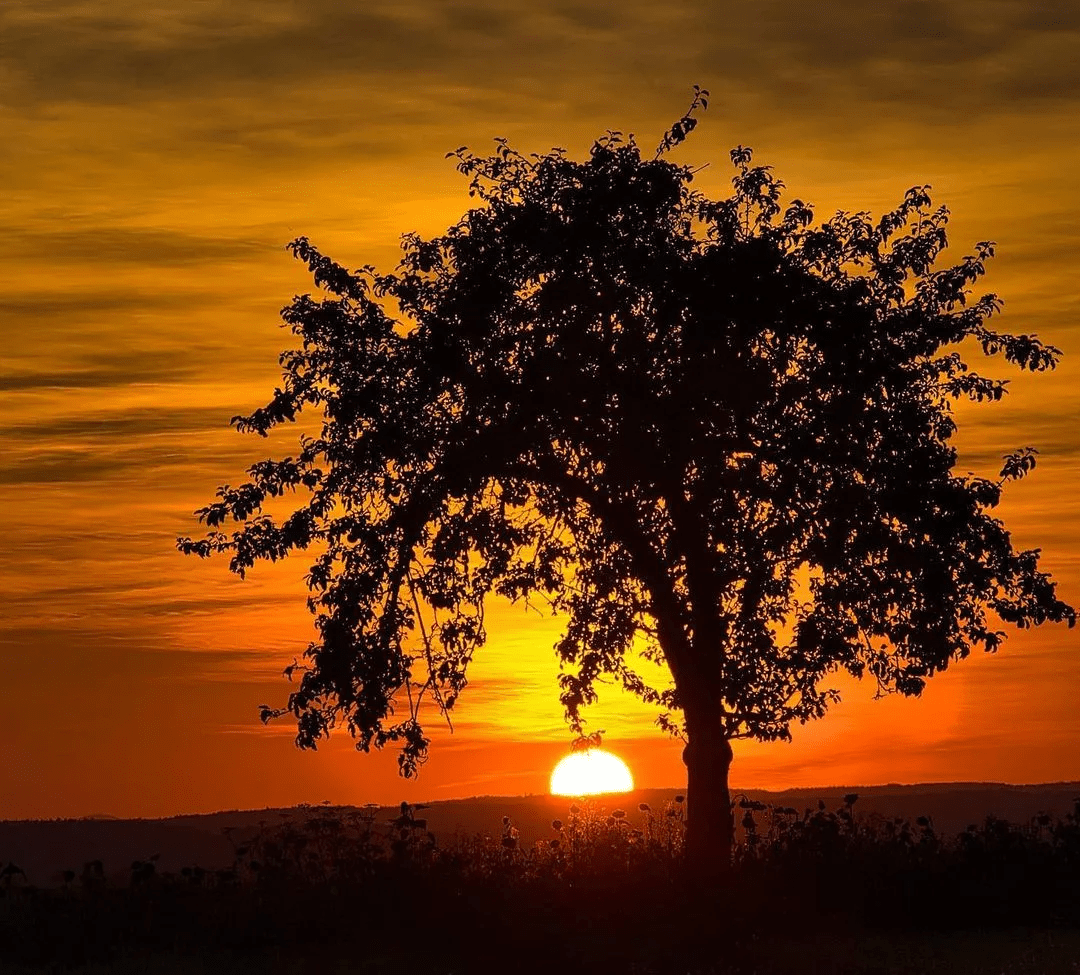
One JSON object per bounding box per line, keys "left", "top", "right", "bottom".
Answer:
{"left": 2, "top": 0, "right": 1078, "bottom": 820}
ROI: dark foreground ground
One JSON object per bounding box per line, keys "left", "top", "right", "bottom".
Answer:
{"left": 3, "top": 792, "right": 1080, "bottom": 974}
{"left": 1, "top": 929, "right": 1079, "bottom": 975}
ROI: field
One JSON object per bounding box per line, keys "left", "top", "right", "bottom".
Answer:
{"left": 3, "top": 784, "right": 1080, "bottom": 974}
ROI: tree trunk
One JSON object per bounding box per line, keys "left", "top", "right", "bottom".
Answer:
{"left": 682, "top": 715, "right": 734, "bottom": 875}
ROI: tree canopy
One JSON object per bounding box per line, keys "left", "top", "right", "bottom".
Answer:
{"left": 179, "top": 91, "right": 1074, "bottom": 857}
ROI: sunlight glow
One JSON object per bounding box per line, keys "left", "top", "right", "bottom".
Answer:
{"left": 549, "top": 749, "right": 634, "bottom": 796}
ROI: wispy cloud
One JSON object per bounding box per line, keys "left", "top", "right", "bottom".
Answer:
{"left": 0, "top": 360, "right": 198, "bottom": 393}
{"left": 7, "top": 227, "right": 274, "bottom": 267}
{"left": 2, "top": 0, "right": 1076, "bottom": 118}
{"left": 0, "top": 405, "right": 235, "bottom": 441}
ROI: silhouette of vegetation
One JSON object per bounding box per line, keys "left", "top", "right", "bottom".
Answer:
{"left": 178, "top": 88, "right": 1075, "bottom": 869}
{"left": 4, "top": 799, "right": 1080, "bottom": 973}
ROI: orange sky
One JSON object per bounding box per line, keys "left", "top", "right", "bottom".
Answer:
{"left": 2, "top": 0, "right": 1078, "bottom": 820}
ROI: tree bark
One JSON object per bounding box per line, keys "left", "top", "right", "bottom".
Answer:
{"left": 682, "top": 713, "right": 734, "bottom": 875}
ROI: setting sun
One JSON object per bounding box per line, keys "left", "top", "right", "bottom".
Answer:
{"left": 550, "top": 749, "right": 635, "bottom": 796}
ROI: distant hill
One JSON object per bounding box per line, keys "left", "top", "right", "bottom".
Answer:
{"left": 3, "top": 782, "right": 1078, "bottom": 887}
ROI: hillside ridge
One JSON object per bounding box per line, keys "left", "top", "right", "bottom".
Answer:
{"left": 5, "top": 781, "right": 1078, "bottom": 887}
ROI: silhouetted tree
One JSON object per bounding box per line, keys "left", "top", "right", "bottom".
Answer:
{"left": 179, "top": 90, "right": 1075, "bottom": 871}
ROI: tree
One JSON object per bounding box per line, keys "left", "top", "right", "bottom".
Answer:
{"left": 179, "top": 90, "right": 1075, "bottom": 871}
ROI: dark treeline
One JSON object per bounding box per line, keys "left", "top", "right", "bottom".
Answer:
{"left": 3, "top": 796, "right": 1080, "bottom": 974}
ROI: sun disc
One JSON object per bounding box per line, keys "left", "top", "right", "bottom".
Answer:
{"left": 550, "top": 749, "right": 634, "bottom": 796}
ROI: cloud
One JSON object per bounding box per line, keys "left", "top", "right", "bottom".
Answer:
{"left": 0, "top": 1, "right": 503, "bottom": 108}
{"left": 7, "top": 227, "right": 275, "bottom": 267}
{"left": 0, "top": 405, "right": 236, "bottom": 441}
{"left": 2, "top": 0, "right": 1077, "bottom": 121}
{"left": 0, "top": 359, "right": 197, "bottom": 392}
{"left": 0, "top": 334, "right": 274, "bottom": 393}
{"left": 0, "top": 620, "right": 305, "bottom": 683}
{"left": 0, "top": 291, "right": 213, "bottom": 321}
{"left": 0, "top": 426, "right": 249, "bottom": 484}
{"left": 0, "top": 449, "right": 144, "bottom": 485}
